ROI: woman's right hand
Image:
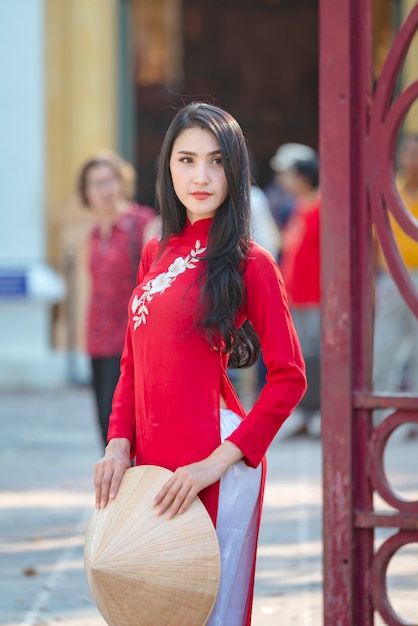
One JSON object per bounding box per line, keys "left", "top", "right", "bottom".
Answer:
{"left": 94, "top": 438, "right": 132, "bottom": 509}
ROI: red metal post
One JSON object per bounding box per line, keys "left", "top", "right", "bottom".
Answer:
{"left": 321, "top": 0, "right": 418, "bottom": 624}
{"left": 320, "top": 0, "right": 358, "bottom": 622}
{"left": 350, "top": 1, "right": 376, "bottom": 623}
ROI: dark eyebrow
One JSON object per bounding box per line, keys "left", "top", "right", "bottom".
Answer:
{"left": 176, "top": 150, "right": 221, "bottom": 156}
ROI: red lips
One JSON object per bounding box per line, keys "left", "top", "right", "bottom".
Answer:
{"left": 191, "top": 191, "right": 212, "bottom": 200}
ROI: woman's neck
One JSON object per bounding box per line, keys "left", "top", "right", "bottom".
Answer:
{"left": 97, "top": 200, "right": 127, "bottom": 237}
{"left": 299, "top": 189, "right": 320, "bottom": 205}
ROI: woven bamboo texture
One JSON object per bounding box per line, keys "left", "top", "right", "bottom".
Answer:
{"left": 84, "top": 465, "right": 220, "bottom": 626}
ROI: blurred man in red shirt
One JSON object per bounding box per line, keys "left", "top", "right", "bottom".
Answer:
{"left": 280, "top": 156, "right": 321, "bottom": 436}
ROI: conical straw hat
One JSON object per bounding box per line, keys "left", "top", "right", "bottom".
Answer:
{"left": 84, "top": 465, "right": 220, "bottom": 626}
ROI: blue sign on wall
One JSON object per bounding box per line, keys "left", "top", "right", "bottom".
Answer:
{"left": 0, "top": 272, "right": 27, "bottom": 297}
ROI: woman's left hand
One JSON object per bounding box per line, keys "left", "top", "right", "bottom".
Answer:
{"left": 153, "top": 441, "right": 243, "bottom": 519}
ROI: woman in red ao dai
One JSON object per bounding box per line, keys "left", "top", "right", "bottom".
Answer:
{"left": 94, "top": 103, "right": 306, "bottom": 625}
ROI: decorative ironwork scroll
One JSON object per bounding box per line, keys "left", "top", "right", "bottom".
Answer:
{"left": 363, "top": 5, "right": 418, "bottom": 625}
{"left": 367, "top": 5, "right": 418, "bottom": 316}
{"left": 321, "top": 1, "right": 418, "bottom": 624}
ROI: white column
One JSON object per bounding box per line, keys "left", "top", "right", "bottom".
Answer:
{"left": 0, "top": 0, "right": 66, "bottom": 388}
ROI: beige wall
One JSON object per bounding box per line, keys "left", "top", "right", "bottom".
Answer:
{"left": 45, "top": 0, "right": 119, "bottom": 352}
{"left": 373, "top": 0, "right": 392, "bottom": 78}
{"left": 402, "top": 0, "right": 418, "bottom": 132}
{"left": 373, "top": 0, "right": 418, "bottom": 132}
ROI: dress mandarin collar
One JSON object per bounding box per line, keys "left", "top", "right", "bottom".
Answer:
{"left": 183, "top": 217, "right": 214, "bottom": 237}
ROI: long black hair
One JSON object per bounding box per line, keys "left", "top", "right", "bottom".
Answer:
{"left": 155, "top": 102, "right": 260, "bottom": 368}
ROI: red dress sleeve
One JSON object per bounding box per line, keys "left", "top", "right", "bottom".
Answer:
{"left": 107, "top": 237, "right": 161, "bottom": 454}
{"left": 226, "top": 243, "right": 307, "bottom": 467}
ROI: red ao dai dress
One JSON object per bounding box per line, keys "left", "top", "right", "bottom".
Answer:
{"left": 108, "top": 217, "right": 306, "bottom": 625}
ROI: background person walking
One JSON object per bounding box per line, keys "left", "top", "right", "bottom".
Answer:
{"left": 373, "top": 133, "right": 418, "bottom": 438}
{"left": 78, "top": 151, "right": 155, "bottom": 447}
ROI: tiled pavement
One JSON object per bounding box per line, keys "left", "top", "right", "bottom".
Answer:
{"left": 0, "top": 388, "right": 416, "bottom": 625}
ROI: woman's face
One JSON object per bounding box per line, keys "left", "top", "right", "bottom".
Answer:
{"left": 85, "top": 164, "right": 123, "bottom": 214}
{"left": 169, "top": 126, "right": 229, "bottom": 223}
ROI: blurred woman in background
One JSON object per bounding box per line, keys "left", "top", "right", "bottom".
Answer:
{"left": 78, "top": 151, "right": 155, "bottom": 447}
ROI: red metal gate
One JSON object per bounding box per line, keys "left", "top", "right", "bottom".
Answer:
{"left": 320, "top": 1, "right": 418, "bottom": 625}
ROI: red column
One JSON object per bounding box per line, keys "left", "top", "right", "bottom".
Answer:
{"left": 320, "top": 0, "right": 374, "bottom": 624}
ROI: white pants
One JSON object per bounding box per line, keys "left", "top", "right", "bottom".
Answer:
{"left": 373, "top": 271, "right": 418, "bottom": 422}
{"left": 206, "top": 409, "right": 262, "bottom": 626}
{"left": 291, "top": 307, "right": 321, "bottom": 413}
{"left": 291, "top": 307, "right": 321, "bottom": 360}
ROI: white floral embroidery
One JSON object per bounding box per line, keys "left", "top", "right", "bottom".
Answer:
{"left": 149, "top": 272, "right": 173, "bottom": 294}
{"left": 131, "top": 240, "right": 206, "bottom": 330}
{"left": 168, "top": 257, "right": 187, "bottom": 276}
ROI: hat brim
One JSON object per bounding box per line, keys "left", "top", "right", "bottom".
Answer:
{"left": 84, "top": 465, "right": 220, "bottom": 626}
{"left": 270, "top": 156, "right": 284, "bottom": 172}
